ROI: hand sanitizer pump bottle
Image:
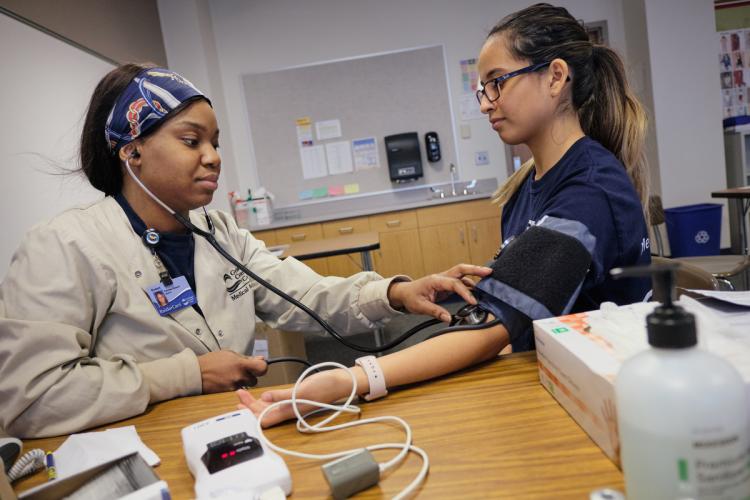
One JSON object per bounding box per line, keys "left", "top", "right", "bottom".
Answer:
{"left": 612, "top": 263, "right": 750, "bottom": 500}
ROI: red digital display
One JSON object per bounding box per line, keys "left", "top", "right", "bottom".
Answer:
{"left": 202, "top": 433, "right": 264, "bottom": 474}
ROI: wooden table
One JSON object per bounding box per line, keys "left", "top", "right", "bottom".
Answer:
{"left": 15, "top": 352, "right": 623, "bottom": 499}
{"left": 275, "top": 232, "right": 381, "bottom": 271}
{"left": 712, "top": 187, "right": 750, "bottom": 255}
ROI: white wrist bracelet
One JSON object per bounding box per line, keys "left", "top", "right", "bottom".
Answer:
{"left": 354, "top": 355, "right": 388, "bottom": 401}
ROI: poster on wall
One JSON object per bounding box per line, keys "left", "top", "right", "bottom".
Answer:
{"left": 296, "top": 117, "right": 314, "bottom": 147}
{"left": 719, "top": 29, "right": 750, "bottom": 126}
{"left": 459, "top": 58, "right": 483, "bottom": 121}
{"left": 352, "top": 137, "right": 380, "bottom": 170}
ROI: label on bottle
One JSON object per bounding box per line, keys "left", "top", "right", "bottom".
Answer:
{"left": 621, "top": 423, "right": 750, "bottom": 499}
{"left": 684, "top": 433, "right": 750, "bottom": 498}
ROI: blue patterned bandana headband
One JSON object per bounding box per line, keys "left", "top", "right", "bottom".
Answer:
{"left": 105, "top": 68, "right": 209, "bottom": 153}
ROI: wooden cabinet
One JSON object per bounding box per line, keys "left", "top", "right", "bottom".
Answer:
{"left": 275, "top": 223, "right": 329, "bottom": 275}
{"left": 416, "top": 199, "right": 500, "bottom": 274}
{"left": 419, "top": 222, "right": 471, "bottom": 275}
{"left": 416, "top": 199, "right": 499, "bottom": 228}
{"left": 467, "top": 217, "right": 501, "bottom": 265}
{"left": 321, "top": 216, "right": 371, "bottom": 277}
{"left": 245, "top": 198, "right": 500, "bottom": 280}
{"left": 251, "top": 229, "right": 277, "bottom": 247}
{"left": 370, "top": 210, "right": 424, "bottom": 278}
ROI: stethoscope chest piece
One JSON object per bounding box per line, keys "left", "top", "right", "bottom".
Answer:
{"left": 451, "top": 304, "right": 489, "bottom": 326}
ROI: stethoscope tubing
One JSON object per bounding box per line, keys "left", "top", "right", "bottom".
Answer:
{"left": 174, "top": 212, "right": 500, "bottom": 354}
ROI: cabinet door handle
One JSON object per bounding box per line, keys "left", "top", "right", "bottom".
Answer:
{"left": 459, "top": 227, "right": 465, "bottom": 244}
{"left": 338, "top": 226, "right": 353, "bottom": 234}
{"left": 385, "top": 220, "right": 401, "bottom": 228}
{"left": 472, "top": 225, "right": 478, "bottom": 243}
{"left": 291, "top": 233, "right": 306, "bottom": 241}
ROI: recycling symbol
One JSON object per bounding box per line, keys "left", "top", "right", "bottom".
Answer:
{"left": 695, "top": 230, "right": 710, "bottom": 244}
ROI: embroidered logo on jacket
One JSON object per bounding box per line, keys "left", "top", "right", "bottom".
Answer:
{"left": 224, "top": 268, "right": 251, "bottom": 301}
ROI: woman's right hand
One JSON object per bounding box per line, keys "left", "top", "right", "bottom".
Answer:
{"left": 198, "top": 350, "right": 268, "bottom": 393}
{"left": 236, "top": 368, "right": 354, "bottom": 427}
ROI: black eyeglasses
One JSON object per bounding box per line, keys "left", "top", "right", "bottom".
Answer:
{"left": 475, "top": 61, "right": 552, "bottom": 105}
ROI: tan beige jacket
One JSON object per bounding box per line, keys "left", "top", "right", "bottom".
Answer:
{"left": 0, "top": 197, "right": 401, "bottom": 438}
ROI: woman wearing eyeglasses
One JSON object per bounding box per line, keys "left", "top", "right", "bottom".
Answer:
{"left": 238, "top": 3, "right": 651, "bottom": 425}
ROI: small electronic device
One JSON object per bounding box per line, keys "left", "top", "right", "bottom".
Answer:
{"left": 424, "top": 131, "right": 441, "bottom": 162}
{"left": 181, "top": 409, "right": 292, "bottom": 499}
{"left": 385, "top": 132, "right": 423, "bottom": 182}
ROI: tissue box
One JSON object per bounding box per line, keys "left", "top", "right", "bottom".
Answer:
{"left": 533, "top": 299, "right": 750, "bottom": 466}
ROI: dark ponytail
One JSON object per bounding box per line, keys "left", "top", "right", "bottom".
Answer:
{"left": 79, "top": 63, "right": 155, "bottom": 196}
{"left": 488, "top": 4, "right": 649, "bottom": 217}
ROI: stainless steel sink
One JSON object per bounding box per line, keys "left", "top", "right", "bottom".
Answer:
{"left": 428, "top": 179, "right": 481, "bottom": 199}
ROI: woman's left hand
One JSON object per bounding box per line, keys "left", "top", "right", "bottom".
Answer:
{"left": 387, "top": 264, "right": 493, "bottom": 322}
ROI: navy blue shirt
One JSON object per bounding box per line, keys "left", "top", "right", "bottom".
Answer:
{"left": 478, "top": 136, "right": 651, "bottom": 350}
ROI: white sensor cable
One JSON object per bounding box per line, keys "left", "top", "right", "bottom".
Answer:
{"left": 256, "top": 362, "right": 429, "bottom": 500}
{"left": 125, "top": 158, "right": 177, "bottom": 215}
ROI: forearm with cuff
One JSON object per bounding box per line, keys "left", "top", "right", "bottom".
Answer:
{"left": 476, "top": 292, "right": 533, "bottom": 351}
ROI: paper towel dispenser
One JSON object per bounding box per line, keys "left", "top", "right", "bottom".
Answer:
{"left": 385, "top": 132, "right": 423, "bottom": 182}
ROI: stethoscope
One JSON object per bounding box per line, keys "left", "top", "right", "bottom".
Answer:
{"left": 126, "top": 159, "right": 501, "bottom": 356}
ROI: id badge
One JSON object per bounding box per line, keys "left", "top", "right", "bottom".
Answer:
{"left": 146, "top": 276, "right": 197, "bottom": 316}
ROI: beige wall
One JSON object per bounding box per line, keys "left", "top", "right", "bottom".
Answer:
{"left": 0, "top": 0, "right": 166, "bottom": 65}
{"left": 621, "top": 0, "right": 662, "bottom": 197}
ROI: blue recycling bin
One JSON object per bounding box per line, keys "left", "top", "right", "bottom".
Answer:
{"left": 664, "top": 203, "right": 722, "bottom": 257}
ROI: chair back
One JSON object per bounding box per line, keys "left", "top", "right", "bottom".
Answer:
{"left": 651, "top": 256, "right": 720, "bottom": 302}
{"left": 648, "top": 195, "right": 666, "bottom": 256}
{"left": 648, "top": 195, "right": 665, "bottom": 226}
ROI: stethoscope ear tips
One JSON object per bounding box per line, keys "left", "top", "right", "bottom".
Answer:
{"left": 143, "top": 229, "right": 161, "bottom": 247}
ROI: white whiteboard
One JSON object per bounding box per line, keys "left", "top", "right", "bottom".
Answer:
{"left": 0, "top": 12, "right": 113, "bottom": 280}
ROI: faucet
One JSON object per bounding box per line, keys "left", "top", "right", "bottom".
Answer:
{"left": 429, "top": 186, "right": 445, "bottom": 199}
{"left": 463, "top": 179, "right": 477, "bottom": 196}
{"left": 449, "top": 163, "right": 458, "bottom": 196}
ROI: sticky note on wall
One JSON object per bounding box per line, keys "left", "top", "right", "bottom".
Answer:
{"left": 328, "top": 186, "right": 344, "bottom": 196}
{"left": 312, "top": 187, "right": 328, "bottom": 198}
{"left": 299, "top": 190, "right": 314, "bottom": 200}
{"left": 344, "top": 183, "right": 360, "bottom": 194}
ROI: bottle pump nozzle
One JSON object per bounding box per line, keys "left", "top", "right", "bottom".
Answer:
{"left": 611, "top": 262, "right": 697, "bottom": 349}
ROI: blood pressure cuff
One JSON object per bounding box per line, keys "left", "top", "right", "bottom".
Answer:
{"left": 475, "top": 216, "right": 596, "bottom": 350}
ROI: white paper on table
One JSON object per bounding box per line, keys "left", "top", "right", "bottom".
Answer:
{"left": 687, "top": 289, "right": 750, "bottom": 307}
{"left": 459, "top": 93, "right": 484, "bottom": 121}
{"left": 352, "top": 137, "right": 379, "bottom": 170}
{"left": 53, "top": 426, "right": 160, "bottom": 479}
{"left": 325, "top": 141, "right": 354, "bottom": 175}
{"left": 315, "top": 119, "right": 342, "bottom": 140}
{"left": 681, "top": 294, "right": 750, "bottom": 348}
{"left": 300, "top": 145, "right": 327, "bottom": 179}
